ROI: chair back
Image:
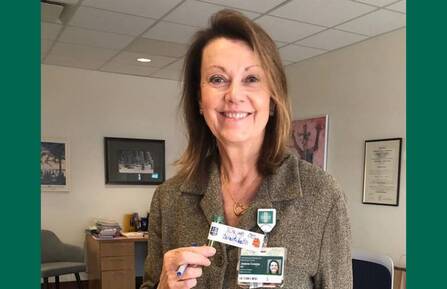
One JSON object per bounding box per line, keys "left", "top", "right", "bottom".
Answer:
{"left": 41, "top": 229, "right": 66, "bottom": 263}
{"left": 352, "top": 249, "right": 394, "bottom": 289}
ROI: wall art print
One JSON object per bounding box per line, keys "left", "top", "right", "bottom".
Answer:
{"left": 41, "top": 139, "right": 70, "bottom": 192}
{"left": 290, "top": 115, "right": 328, "bottom": 170}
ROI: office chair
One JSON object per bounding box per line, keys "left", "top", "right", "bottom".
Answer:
{"left": 41, "top": 230, "right": 86, "bottom": 289}
{"left": 352, "top": 249, "right": 394, "bottom": 289}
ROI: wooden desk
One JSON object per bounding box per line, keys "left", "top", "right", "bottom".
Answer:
{"left": 393, "top": 266, "right": 406, "bottom": 289}
{"left": 86, "top": 235, "right": 148, "bottom": 289}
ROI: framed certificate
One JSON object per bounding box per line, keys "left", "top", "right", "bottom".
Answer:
{"left": 362, "top": 138, "right": 402, "bottom": 206}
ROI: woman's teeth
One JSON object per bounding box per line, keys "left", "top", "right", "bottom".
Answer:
{"left": 222, "top": 112, "right": 250, "bottom": 119}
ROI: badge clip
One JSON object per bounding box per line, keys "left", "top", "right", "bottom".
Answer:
{"left": 257, "top": 208, "right": 276, "bottom": 234}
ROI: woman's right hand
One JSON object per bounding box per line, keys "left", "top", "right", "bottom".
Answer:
{"left": 157, "top": 245, "right": 216, "bottom": 289}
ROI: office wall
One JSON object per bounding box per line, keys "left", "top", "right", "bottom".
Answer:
{"left": 285, "top": 28, "right": 406, "bottom": 266}
{"left": 41, "top": 65, "right": 186, "bottom": 251}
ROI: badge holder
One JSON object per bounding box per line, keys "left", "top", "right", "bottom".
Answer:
{"left": 237, "top": 247, "right": 286, "bottom": 288}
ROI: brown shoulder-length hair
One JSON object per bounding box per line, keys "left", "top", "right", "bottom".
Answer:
{"left": 176, "top": 9, "right": 291, "bottom": 181}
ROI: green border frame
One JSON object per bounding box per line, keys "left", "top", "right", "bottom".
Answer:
{"left": 0, "top": 2, "right": 40, "bottom": 288}
{"left": 2, "top": 1, "right": 443, "bottom": 288}
{"left": 408, "top": 1, "right": 446, "bottom": 288}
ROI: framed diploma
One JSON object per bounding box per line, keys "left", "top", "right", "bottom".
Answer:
{"left": 362, "top": 138, "right": 402, "bottom": 206}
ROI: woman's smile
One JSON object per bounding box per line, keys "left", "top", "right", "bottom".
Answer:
{"left": 219, "top": 111, "right": 254, "bottom": 120}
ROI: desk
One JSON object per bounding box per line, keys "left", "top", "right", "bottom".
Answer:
{"left": 86, "top": 235, "right": 148, "bottom": 289}
{"left": 393, "top": 266, "right": 406, "bottom": 289}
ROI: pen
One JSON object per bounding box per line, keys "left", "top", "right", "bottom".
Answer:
{"left": 176, "top": 243, "right": 197, "bottom": 278}
{"left": 176, "top": 264, "right": 188, "bottom": 278}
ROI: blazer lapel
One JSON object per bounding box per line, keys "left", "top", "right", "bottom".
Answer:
{"left": 238, "top": 153, "right": 304, "bottom": 232}
{"left": 199, "top": 162, "right": 225, "bottom": 226}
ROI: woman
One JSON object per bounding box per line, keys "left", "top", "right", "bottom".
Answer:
{"left": 268, "top": 260, "right": 280, "bottom": 275}
{"left": 141, "top": 9, "right": 352, "bottom": 289}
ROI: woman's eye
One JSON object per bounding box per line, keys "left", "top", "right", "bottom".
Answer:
{"left": 209, "top": 75, "right": 227, "bottom": 85}
{"left": 245, "top": 75, "right": 259, "bottom": 83}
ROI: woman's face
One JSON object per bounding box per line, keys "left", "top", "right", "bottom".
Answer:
{"left": 270, "top": 261, "right": 279, "bottom": 274}
{"left": 200, "top": 37, "right": 271, "bottom": 148}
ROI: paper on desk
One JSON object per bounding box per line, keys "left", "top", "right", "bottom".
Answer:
{"left": 121, "top": 232, "right": 145, "bottom": 238}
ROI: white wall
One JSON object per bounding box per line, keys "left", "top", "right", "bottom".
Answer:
{"left": 41, "top": 65, "right": 186, "bottom": 251}
{"left": 285, "top": 28, "right": 406, "bottom": 267}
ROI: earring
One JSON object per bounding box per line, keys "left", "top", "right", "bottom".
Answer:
{"left": 199, "top": 109, "right": 203, "bottom": 115}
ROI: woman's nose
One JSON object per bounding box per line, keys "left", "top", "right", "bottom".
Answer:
{"left": 224, "top": 81, "right": 245, "bottom": 103}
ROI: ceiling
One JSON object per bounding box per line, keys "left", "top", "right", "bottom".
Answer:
{"left": 41, "top": 0, "right": 406, "bottom": 81}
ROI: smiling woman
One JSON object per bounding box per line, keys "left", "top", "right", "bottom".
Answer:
{"left": 269, "top": 259, "right": 280, "bottom": 275}
{"left": 199, "top": 38, "right": 271, "bottom": 149}
{"left": 141, "top": 9, "right": 352, "bottom": 289}
{"left": 177, "top": 9, "right": 291, "bottom": 182}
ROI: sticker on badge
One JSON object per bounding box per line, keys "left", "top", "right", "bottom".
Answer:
{"left": 237, "top": 247, "right": 286, "bottom": 287}
{"left": 257, "top": 209, "right": 276, "bottom": 233}
{"left": 207, "top": 222, "right": 265, "bottom": 251}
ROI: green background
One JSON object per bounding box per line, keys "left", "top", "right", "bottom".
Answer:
{"left": 0, "top": 1, "right": 442, "bottom": 288}
{"left": 407, "top": 1, "right": 446, "bottom": 288}
{"left": 0, "top": 2, "right": 40, "bottom": 288}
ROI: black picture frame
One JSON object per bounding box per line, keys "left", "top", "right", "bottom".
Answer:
{"left": 105, "top": 137, "right": 165, "bottom": 185}
{"left": 362, "top": 138, "right": 402, "bottom": 206}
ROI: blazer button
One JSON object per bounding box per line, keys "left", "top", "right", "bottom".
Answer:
{"left": 214, "top": 254, "right": 224, "bottom": 267}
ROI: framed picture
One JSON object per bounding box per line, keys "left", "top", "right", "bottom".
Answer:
{"left": 290, "top": 115, "right": 328, "bottom": 170}
{"left": 41, "top": 139, "right": 70, "bottom": 192}
{"left": 362, "top": 138, "right": 402, "bottom": 206}
{"left": 105, "top": 137, "right": 165, "bottom": 185}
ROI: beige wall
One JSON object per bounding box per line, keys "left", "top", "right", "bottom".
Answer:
{"left": 41, "top": 65, "right": 186, "bottom": 250}
{"left": 285, "top": 28, "right": 406, "bottom": 266}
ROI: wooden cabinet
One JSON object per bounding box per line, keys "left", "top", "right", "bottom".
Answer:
{"left": 102, "top": 270, "right": 134, "bottom": 289}
{"left": 86, "top": 235, "right": 147, "bottom": 289}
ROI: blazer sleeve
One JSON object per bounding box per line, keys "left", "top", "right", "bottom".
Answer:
{"left": 314, "top": 192, "right": 353, "bottom": 289}
{"left": 141, "top": 188, "right": 163, "bottom": 289}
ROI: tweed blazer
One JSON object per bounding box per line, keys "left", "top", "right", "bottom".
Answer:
{"left": 141, "top": 153, "right": 352, "bottom": 289}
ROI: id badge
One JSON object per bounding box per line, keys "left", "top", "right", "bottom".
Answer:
{"left": 237, "top": 247, "right": 286, "bottom": 288}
